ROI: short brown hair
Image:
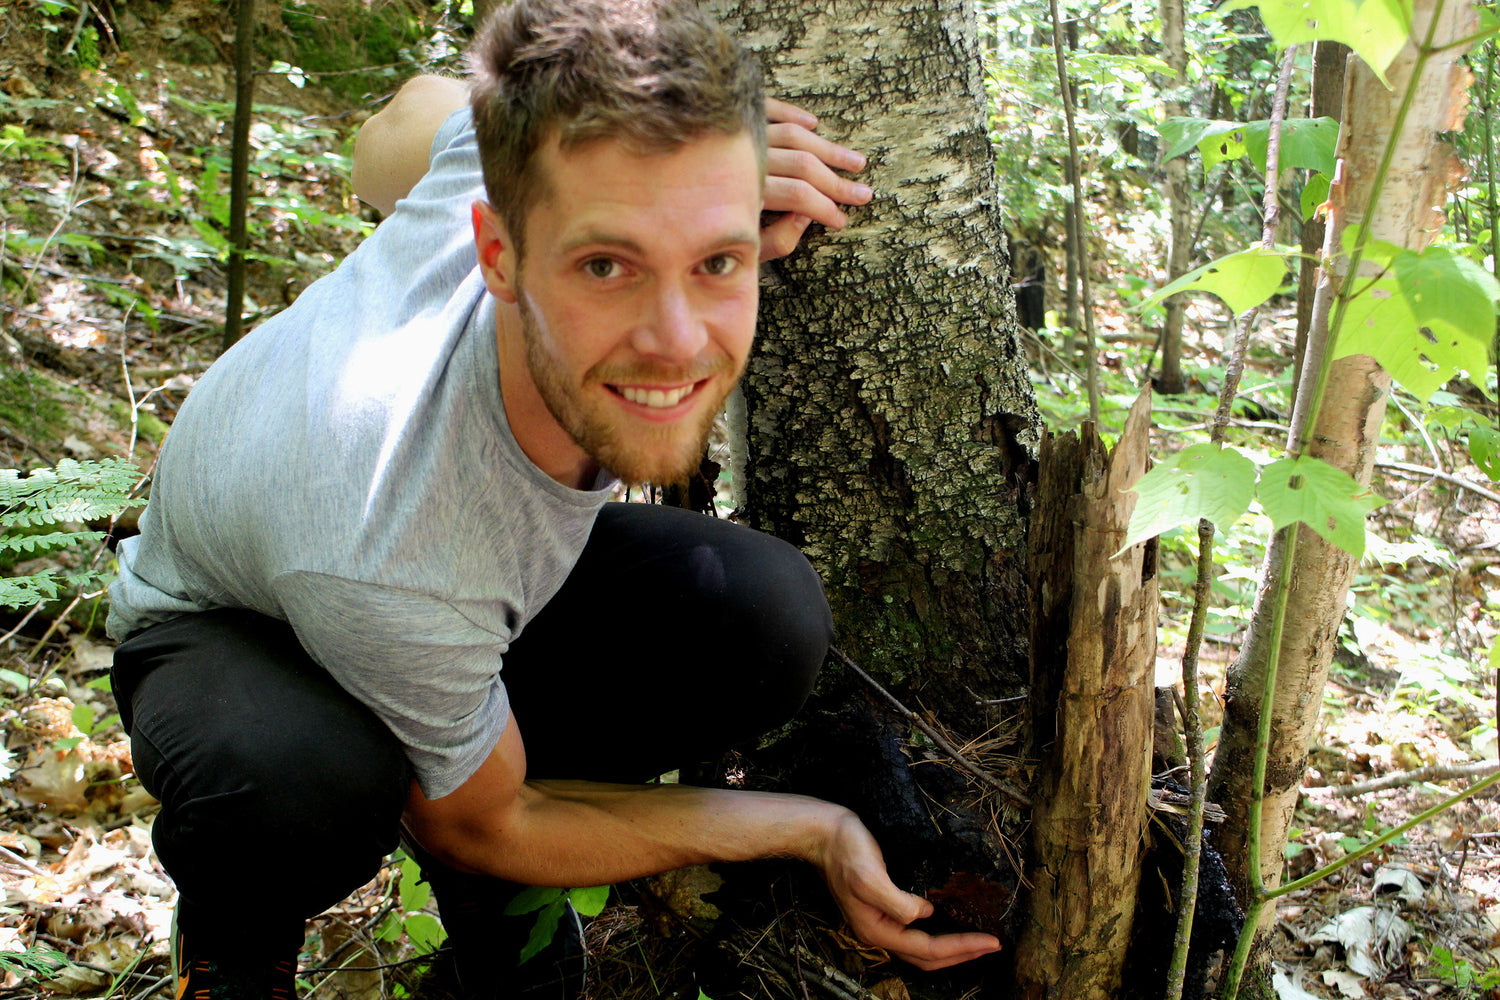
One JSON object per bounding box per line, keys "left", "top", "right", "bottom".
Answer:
{"left": 466, "top": 0, "right": 766, "bottom": 252}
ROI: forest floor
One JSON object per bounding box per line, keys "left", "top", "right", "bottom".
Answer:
{"left": 1, "top": 4, "right": 1498, "bottom": 999}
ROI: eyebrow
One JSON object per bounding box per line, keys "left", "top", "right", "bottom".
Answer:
{"left": 559, "top": 229, "right": 760, "bottom": 257}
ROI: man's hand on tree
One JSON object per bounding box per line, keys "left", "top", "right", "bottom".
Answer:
{"left": 813, "top": 809, "right": 1003, "bottom": 971}
{"left": 761, "top": 98, "right": 873, "bottom": 261}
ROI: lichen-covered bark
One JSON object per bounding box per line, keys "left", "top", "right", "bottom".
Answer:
{"left": 708, "top": 0, "right": 1039, "bottom": 725}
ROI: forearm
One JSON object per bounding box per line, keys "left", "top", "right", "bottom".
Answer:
{"left": 409, "top": 778, "right": 852, "bottom": 887}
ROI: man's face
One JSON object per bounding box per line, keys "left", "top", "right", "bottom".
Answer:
{"left": 491, "top": 130, "right": 762, "bottom": 487}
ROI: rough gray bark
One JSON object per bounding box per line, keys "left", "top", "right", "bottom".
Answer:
{"left": 708, "top": 0, "right": 1039, "bottom": 729}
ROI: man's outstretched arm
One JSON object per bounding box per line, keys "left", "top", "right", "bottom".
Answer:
{"left": 352, "top": 77, "right": 873, "bottom": 257}
{"left": 404, "top": 711, "right": 1002, "bottom": 972}
{"left": 352, "top": 75, "right": 471, "bottom": 214}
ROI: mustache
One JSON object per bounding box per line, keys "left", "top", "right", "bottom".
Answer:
{"left": 586, "top": 354, "right": 737, "bottom": 386}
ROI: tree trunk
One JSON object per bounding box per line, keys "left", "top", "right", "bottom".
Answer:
{"left": 1207, "top": 0, "right": 1476, "bottom": 938}
{"left": 1292, "top": 41, "right": 1349, "bottom": 389}
{"left": 1063, "top": 156, "right": 1082, "bottom": 340}
{"left": 708, "top": 0, "right": 1038, "bottom": 734}
{"left": 1155, "top": 0, "right": 1190, "bottom": 394}
{"left": 1014, "top": 389, "right": 1159, "bottom": 1000}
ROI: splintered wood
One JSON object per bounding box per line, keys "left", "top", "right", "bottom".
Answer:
{"left": 1014, "top": 389, "right": 1159, "bottom": 1000}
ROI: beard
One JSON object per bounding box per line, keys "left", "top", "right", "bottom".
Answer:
{"left": 518, "top": 295, "right": 740, "bottom": 487}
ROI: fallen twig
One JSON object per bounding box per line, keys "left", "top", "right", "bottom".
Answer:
{"left": 829, "top": 645, "right": 1032, "bottom": 808}
{"left": 1375, "top": 460, "right": 1500, "bottom": 506}
{"left": 0, "top": 842, "right": 50, "bottom": 877}
{"left": 1329, "top": 759, "right": 1500, "bottom": 797}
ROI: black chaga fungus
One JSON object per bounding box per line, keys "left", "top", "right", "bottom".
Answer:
{"left": 1123, "top": 788, "right": 1244, "bottom": 1000}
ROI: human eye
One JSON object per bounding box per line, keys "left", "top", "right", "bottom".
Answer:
{"left": 583, "top": 257, "right": 621, "bottom": 279}
{"left": 700, "top": 253, "right": 740, "bottom": 277}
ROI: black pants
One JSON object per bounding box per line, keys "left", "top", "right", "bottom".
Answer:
{"left": 112, "top": 503, "right": 832, "bottom": 955}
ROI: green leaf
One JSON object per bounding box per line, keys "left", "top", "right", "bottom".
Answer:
{"left": 70, "top": 702, "right": 94, "bottom": 736}
{"left": 1301, "top": 173, "right": 1331, "bottom": 221}
{"left": 375, "top": 912, "right": 403, "bottom": 943}
{"left": 1470, "top": 425, "right": 1500, "bottom": 481}
{"left": 1121, "top": 443, "right": 1258, "bottom": 551}
{"left": 517, "top": 899, "right": 564, "bottom": 966}
{"left": 402, "top": 912, "right": 447, "bottom": 953}
{"left": 1471, "top": 6, "right": 1500, "bottom": 45}
{"left": 1240, "top": 117, "right": 1340, "bottom": 175}
{"left": 503, "top": 886, "right": 565, "bottom": 916}
{"left": 1335, "top": 243, "right": 1498, "bottom": 401}
{"left": 1226, "top": 0, "right": 1412, "bottom": 83}
{"left": 1256, "top": 456, "right": 1384, "bottom": 558}
{"left": 1141, "top": 246, "right": 1292, "bottom": 315}
{"left": 398, "top": 857, "right": 430, "bottom": 913}
{"left": 568, "top": 885, "right": 610, "bottom": 918}
{"left": 1159, "top": 117, "right": 1247, "bottom": 170}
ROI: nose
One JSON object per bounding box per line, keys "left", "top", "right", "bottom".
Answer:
{"left": 632, "top": 279, "right": 708, "bottom": 363}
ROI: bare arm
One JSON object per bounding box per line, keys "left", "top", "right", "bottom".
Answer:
{"left": 405, "top": 712, "right": 1002, "bottom": 971}
{"left": 352, "top": 75, "right": 472, "bottom": 214}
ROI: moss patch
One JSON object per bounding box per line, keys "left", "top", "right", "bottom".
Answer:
{"left": 0, "top": 366, "right": 75, "bottom": 448}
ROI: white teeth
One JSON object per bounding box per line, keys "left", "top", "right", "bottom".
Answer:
{"left": 620, "top": 385, "right": 692, "bottom": 408}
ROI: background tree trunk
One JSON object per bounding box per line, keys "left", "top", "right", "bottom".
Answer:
{"left": 1207, "top": 0, "right": 1477, "bottom": 940}
{"left": 1292, "top": 41, "right": 1350, "bottom": 389}
{"left": 1155, "top": 0, "right": 1190, "bottom": 394}
{"left": 709, "top": 0, "right": 1039, "bottom": 733}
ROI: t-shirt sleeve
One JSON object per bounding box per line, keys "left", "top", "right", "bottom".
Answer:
{"left": 429, "top": 105, "right": 472, "bottom": 160}
{"left": 272, "top": 569, "right": 510, "bottom": 800}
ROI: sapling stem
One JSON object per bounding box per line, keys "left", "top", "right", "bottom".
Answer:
{"left": 1272, "top": 769, "right": 1500, "bottom": 899}
{"left": 1485, "top": 42, "right": 1498, "bottom": 410}
{"left": 1163, "top": 44, "right": 1299, "bottom": 1000}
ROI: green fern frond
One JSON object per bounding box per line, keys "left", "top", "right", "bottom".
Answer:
{"left": 0, "top": 458, "right": 147, "bottom": 611}
{"left": 0, "top": 458, "right": 144, "bottom": 527}
{"left": 0, "top": 530, "right": 107, "bottom": 556}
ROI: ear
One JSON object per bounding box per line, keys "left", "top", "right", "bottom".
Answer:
{"left": 472, "top": 200, "right": 519, "bottom": 304}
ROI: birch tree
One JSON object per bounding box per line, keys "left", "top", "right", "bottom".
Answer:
{"left": 1203, "top": 0, "right": 1482, "bottom": 944}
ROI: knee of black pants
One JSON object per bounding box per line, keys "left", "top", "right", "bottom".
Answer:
{"left": 138, "top": 690, "right": 410, "bottom": 923}
{"left": 707, "top": 528, "right": 832, "bottom": 731}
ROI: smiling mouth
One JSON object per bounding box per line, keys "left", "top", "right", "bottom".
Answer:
{"left": 612, "top": 382, "right": 702, "bottom": 409}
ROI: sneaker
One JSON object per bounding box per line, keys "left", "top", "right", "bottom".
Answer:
{"left": 398, "top": 831, "right": 587, "bottom": 1000}
{"left": 170, "top": 900, "right": 299, "bottom": 1000}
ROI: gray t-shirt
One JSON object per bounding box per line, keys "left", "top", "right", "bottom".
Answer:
{"left": 108, "top": 109, "right": 614, "bottom": 798}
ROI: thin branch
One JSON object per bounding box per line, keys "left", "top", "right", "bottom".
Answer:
{"left": 829, "top": 645, "right": 1032, "bottom": 808}
{"left": 0, "top": 842, "right": 50, "bottom": 877}
{"left": 1376, "top": 460, "right": 1500, "bottom": 505}
{"left": 1329, "top": 759, "right": 1500, "bottom": 797}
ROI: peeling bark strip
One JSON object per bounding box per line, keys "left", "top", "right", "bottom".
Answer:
{"left": 1015, "top": 390, "right": 1159, "bottom": 1000}
{"left": 708, "top": 0, "right": 1040, "bottom": 729}
{"left": 1207, "top": 0, "right": 1477, "bottom": 921}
